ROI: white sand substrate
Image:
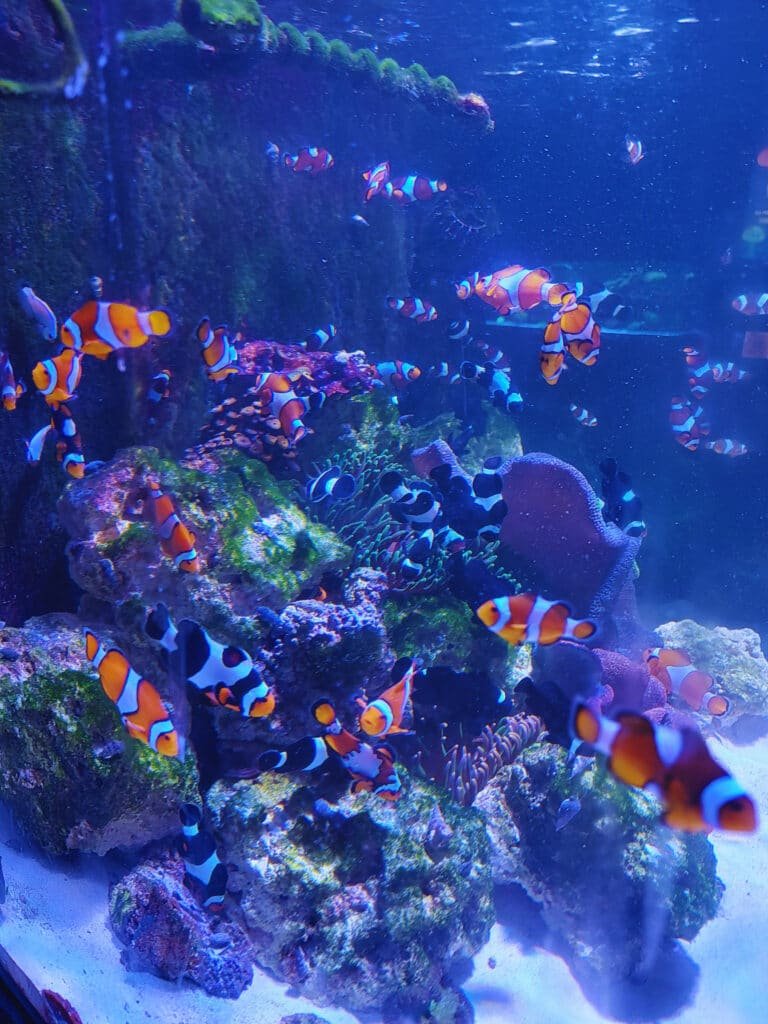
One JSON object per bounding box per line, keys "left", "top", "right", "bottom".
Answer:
{"left": 1, "top": 735, "right": 766, "bottom": 1024}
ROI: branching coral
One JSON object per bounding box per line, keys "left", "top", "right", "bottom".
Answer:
{"left": 444, "top": 714, "right": 546, "bottom": 807}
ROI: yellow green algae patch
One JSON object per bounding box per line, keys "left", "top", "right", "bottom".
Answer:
{"left": 0, "top": 0, "right": 88, "bottom": 98}
{"left": 116, "top": 0, "right": 494, "bottom": 127}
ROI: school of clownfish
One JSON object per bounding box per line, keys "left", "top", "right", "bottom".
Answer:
{"left": 1, "top": 132, "right": 763, "bottom": 918}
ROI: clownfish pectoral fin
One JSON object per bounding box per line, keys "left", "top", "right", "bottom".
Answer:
{"left": 350, "top": 778, "right": 373, "bottom": 795}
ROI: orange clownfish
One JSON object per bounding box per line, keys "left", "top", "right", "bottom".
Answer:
{"left": 476, "top": 593, "right": 596, "bottom": 646}
{"left": 571, "top": 702, "right": 756, "bottom": 833}
{"left": 31, "top": 349, "right": 83, "bottom": 407}
{"left": 84, "top": 629, "right": 184, "bottom": 759}
{"left": 196, "top": 318, "right": 240, "bottom": 382}
{"left": 312, "top": 700, "right": 402, "bottom": 800}
{"left": 644, "top": 648, "right": 729, "bottom": 717}
{"left": 1, "top": 350, "right": 25, "bottom": 411}
{"left": 553, "top": 292, "right": 601, "bottom": 366}
{"left": 358, "top": 657, "right": 417, "bottom": 738}
{"left": 704, "top": 438, "right": 750, "bottom": 458}
{"left": 362, "top": 160, "right": 391, "bottom": 201}
{"left": 251, "top": 371, "right": 310, "bottom": 443}
{"left": 474, "top": 265, "right": 569, "bottom": 316}
{"left": 146, "top": 479, "right": 200, "bottom": 573}
{"left": 60, "top": 301, "right": 171, "bottom": 359}
{"left": 539, "top": 323, "right": 566, "bottom": 386}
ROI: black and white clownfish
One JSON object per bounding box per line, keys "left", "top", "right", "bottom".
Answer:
{"left": 599, "top": 458, "right": 647, "bottom": 538}
{"left": 178, "top": 803, "right": 228, "bottom": 912}
{"left": 571, "top": 702, "right": 756, "bottom": 833}
{"left": 145, "top": 603, "right": 275, "bottom": 718}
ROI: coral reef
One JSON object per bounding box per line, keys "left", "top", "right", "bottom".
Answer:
{"left": 655, "top": 619, "right": 768, "bottom": 734}
{"left": 109, "top": 853, "right": 253, "bottom": 999}
{"left": 0, "top": 613, "right": 197, "bottom": 855}
{"left": 444, "top": 714, "right": 546, "bottom": 806}
{"left": 477, "top": 743, "right": 723, "bottom": 983}
{"left": 412, "top": 441, "right": 642, "bottom": 636}
{"left": 57, "top": 447, "right": 349, "bottom": 636}
{"left": 205, "top": 772, "right": 494, "bottom": 1016}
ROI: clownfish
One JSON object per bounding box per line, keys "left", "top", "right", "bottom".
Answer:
{"left": 196, "top": 318, "right": 239, "bottom": 382}
{"left": 712, "top": 361, "right": 751, "bottom": 384}
{"left": 373, "top": 360, "right": 421, "bottom": 388}
{"left": 669, "top": 396, "right": 710, "bottom": 451}
{"left": 52, "top": 404, "right": 86, "bottom": 478}
{"left": 362, "top": 160, "right": 391, "bottom": 201}
{"left": 306, "top": 466, "right": 356, "bottom": 503}
{"left": 386, "top": 296, "right": 438, "bottom": 323}
{"left": 624, "top": 134, "right": 644, "bottom": 165}
{"left": 178, "top": 803, "right": 227, "bottom": 912}
{"left": 600, "top": 458, "right": 647, "bottom": 538}
{"left": 468, "top": 265, "right": 569, "bottom": 316}
{"left": 305, "top": 324, "right": 336, "bottom": 350}
{"left": 31, "top": 349, "right": 82, "bottom": 407}
{"left": 84, "top": 629, "right": 183, "bottom": 758}
{"left": 145, "top": 603, "right": 275, "bottom": 717}
{"left": 1, "top": 350, "right": 24, "bottom": 411}
{"left": 704, "top": 438, "right": 750, "bottom": 457}
{"left": 571, "top": 702, "right": 755, "bottom": 833}
{"left": 25, "top": 403, "right": 86, "bottom": 479}
{"left": 258, "top": 735, "right": 330, "bottom": 774}
{"left": 147, "top": 368, "right": 171, "bottom": 425}
{"left": 644, "top": 647, "right": 729, "bottom": 717}
{"left": 18, "top": 285, "right": 57, "bottom": 341}
{"left": 732, "top": 292, "right": 768, "bottom": 316}
{"left": 476, "top": 593, "right": 596, "bottom": 647}
{"left": 552, "top": 292, "right": 601, "bottom": 366}
{"left": 448, "top": 319, "right": 473, "bottom": 343}
{"left": 539, "top": 323, "right": 566, "bottom": 386}
{"left": 60, "top": 301, "right": 171, "bottom": 359}
{"left": 570, "top": 403, "right": 598, "bottom": 427}
{"left": 282, "top": 146, "right": 334, "bottom": 175}
{"left": 383, "top": 174, "right": 447, "bottom": 205}
{"left": 251, "top": 371, "right": 310, "bottom": 443}
{"left": 145, "top": 479, "right": 201, "bottom": 573}
{"left": 358, "top": 657, "right": 417, "bottom": 738}
{"left": 312, "top": 699, "right": 402, "bottom": 800}
{"left": 454, "top": 274, "right": 481, "bottom": 301}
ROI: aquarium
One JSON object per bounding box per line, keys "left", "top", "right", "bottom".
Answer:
{"left": 0, "top": 2, "right": 767, "bottom": 1023}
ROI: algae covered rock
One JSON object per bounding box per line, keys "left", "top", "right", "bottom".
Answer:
{"left": 109, "top": 853, "right": 253, "bottom": 998}
{"left": 478, "top": 744, "right": 722, "bottom": 982}
{"left": 58, "top": 447, "right": 349, "bottom": 642}
{"left": 0, "top": 613, "right": 197, "bottom": 855}
{"left": 206, "top": 773, "right": 493, "bottom": 1016}
{"left": 655, "top": 619, "right": 768, "bottom": 734}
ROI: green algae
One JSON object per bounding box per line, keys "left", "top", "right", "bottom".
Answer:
{"left": 207, "top": 774, "right": 493, "bottom": 1014}
{"left": 0, "top": 664, "right": 198, "bottom": 855}
{"left": 0, "top": 0, "right": 88, "bottom": 98}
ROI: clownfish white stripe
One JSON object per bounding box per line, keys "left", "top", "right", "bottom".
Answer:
{"left": 184, "top": 849, "right": 221, "bottom": 885}
{"left": 654, "top": 724, "right": 684, "bottom": 767}
{"left": 700, "top": 775, "right": 749, "bottom": 829}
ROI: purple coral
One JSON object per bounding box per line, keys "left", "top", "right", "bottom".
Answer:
{"left": 412, "top": 441, "right": 641, "bottom": 627}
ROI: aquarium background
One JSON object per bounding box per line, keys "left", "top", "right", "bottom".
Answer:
{"left": 0, "top": 2, "right": 768, "bottom": 1023}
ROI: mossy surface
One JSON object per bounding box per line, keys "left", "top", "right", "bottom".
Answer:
{"left": 207, "top": 773, "right": 493, "bottom": 1014}
{"left": 0, "top": 659, "right": 198, "bottom": 855}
